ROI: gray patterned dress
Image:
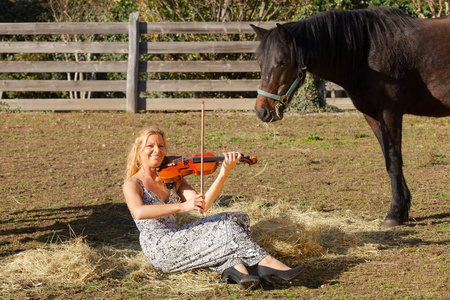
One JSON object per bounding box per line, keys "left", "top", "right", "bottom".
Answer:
{"left": 130, "top": 178, "right": 268, "bottom": 274}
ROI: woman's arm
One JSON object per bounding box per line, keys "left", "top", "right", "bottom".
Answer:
{"left": 123, "top": 179, "right": 204, "bottom": 220}
{"left": 204, "top": 152, "right": 240, "bottom": 211}
{"left": 177, "top": 152, "right": 241, "bottom": 213}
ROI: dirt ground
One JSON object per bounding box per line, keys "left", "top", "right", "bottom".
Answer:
{"left": 0, "top": 111, "right": 448, "bottom": 299}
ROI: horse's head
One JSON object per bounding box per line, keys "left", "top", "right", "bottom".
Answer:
{"left": 251, "top": 23, "right": 306, "bottom": 122}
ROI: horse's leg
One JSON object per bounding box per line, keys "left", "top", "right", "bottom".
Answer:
{"left": 363, "top": 112, "right": 411, "bottom": 228}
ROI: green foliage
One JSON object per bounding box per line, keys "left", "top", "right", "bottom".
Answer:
{"left": 45, "top": 0, "right": 137, "bottom": 23}
{"left": 109, "top": 0, "right": 139, "bottom": 21}
{"left": 366, "top": 0, "right": 418, "bottom": 16}
{"left": 294, "top": 0, "right": 428, "bottom": 18}
{"left": 0, "top": 0, "right": 135, "bottom": 100}
{"left": 1, "top": 1, "right": 444, "bottom": 104}
{"left": 138, "top": 0, "right": 297, "bottom": 22}
{"left": 134, "top": 0, "right": 300, "bottom": 100}
{"left": 286, "top": 73, "right": 338, "bottom": 113}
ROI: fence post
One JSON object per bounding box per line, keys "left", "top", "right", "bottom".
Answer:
{"left": 126, "top": 12, "right": 140, "bottom": 113}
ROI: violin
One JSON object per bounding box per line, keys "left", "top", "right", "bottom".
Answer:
{"left": 156, "top": 153, "right": 257, "bottom": 189}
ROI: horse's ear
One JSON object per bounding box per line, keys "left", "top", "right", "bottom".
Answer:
{"left": 276, "top": 23, "right": 291, "bottom": 45}
{"left": 250, "top": 24, "right": 268, "bottom": 41}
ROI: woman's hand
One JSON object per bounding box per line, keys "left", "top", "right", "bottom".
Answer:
{"left": 183, "top": 193, "right": 206, "bottom": 213}
{"left": 221, "top": 151, "right": 241, "bottom": 175}
{"left": 176, "top": 151, "right": 241, "bottom": 214}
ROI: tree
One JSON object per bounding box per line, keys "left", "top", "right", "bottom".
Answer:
{"left": 411, "top": 0, "right": 449, "bottom": 17}
{"left": 0, "top": 0, "right": 137, "bottom": 101}
{"left": 136, "top": 0, "right": 300, "bottom": 22}
{"left": 48, "top": 0, "right": 117, "bottom": 100}
{"left": 134, "top": 1, "right": 304, "bottom": 101}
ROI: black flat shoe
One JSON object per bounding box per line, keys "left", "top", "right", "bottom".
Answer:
{"left": 222, "top": 267, "right": 261, "bottom": 290}
{"left": 257, "top": 264, "right": 305, "bottom": 284}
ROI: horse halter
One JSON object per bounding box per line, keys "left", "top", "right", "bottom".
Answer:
{"left": 257, "top": 35, "right": 306, "bottom": 118}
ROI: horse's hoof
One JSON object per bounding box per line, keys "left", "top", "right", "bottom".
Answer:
{"left": 382, "top": 219, "right": 402, "bottom": 228}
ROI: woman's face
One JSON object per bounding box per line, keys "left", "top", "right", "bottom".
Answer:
{"left": 139, "top": 134, "right": 166, "bottom": 169}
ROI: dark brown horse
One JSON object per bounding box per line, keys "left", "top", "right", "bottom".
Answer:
{"left": 251, "top": 6, "right": 449, "bottom": 228}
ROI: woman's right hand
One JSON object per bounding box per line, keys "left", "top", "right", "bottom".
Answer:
{"left": 183, "top": 193, "right": 205, "bottom": 213}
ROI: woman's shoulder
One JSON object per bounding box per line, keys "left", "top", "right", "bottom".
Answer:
{"left": 124, "top": 176, "right": 140, "bottom": 184}
{"left": 123, "top": 177, "right": 144, "bottom": 193}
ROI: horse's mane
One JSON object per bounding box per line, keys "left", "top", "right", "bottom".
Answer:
{"left": 261, "top": 6, "right": 420, "bottom": 81}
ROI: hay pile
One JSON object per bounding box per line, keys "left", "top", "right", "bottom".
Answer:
{"left": 0, "top": 237, "right": 220, "bottom": 293}
{"left": 0, "top": 238, "right": 138, "bottom": 289}
{"left": 0, "top": 198, "right": 383, "bottom": 294}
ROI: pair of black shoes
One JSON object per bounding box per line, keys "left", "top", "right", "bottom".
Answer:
{"left": 222, "top": 264, "right": 305, "bottom": 289}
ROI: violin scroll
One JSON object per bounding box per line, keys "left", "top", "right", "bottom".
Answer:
{"left": 239, "top": 155, "right": 258, "bottom": 165}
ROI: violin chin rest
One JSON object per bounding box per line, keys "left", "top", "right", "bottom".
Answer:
{"left": 164, "top": 182, "right": 176, "bottom": 189}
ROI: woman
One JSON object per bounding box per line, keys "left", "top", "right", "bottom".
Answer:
{"left": 123, "top": 126, "right": 305, "bottom": 289}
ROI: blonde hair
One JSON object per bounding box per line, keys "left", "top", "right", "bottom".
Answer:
{"left": 125, "top": 126, "right": 167, "bottom": 180}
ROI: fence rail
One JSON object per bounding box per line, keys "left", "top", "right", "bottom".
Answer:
{"left": 0, "top": 14, "right": 353, "bottom": 112}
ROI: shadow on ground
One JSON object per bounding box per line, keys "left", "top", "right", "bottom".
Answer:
{"left": 0, "top": 202, "right": 138, "bottom": 257}
{"left": 1, "top": 205, "right": 448, "bottom": 290}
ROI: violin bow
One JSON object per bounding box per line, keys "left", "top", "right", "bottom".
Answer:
{"left": 200, "top": 100, "right": 205, "bottom": 217}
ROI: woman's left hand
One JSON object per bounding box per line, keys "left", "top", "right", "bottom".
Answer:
{"left": 221, "top": 151, "right": 241, "bottom": 174}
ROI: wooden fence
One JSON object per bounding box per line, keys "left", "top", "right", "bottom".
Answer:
{"left": 0, "top": 12, "right": 353, "bottom": 112}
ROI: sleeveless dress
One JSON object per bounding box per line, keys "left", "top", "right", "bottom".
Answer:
{"left": 130, "top": 178, "right": 268, "bottom": 275}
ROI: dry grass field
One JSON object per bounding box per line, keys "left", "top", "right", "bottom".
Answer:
{"left": 0, "top": 111, "right": 448, "bottom": 299}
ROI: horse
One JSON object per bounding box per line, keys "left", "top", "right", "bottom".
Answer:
{"left": 251, "top": 6, "right": 450, "bottom": 228}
